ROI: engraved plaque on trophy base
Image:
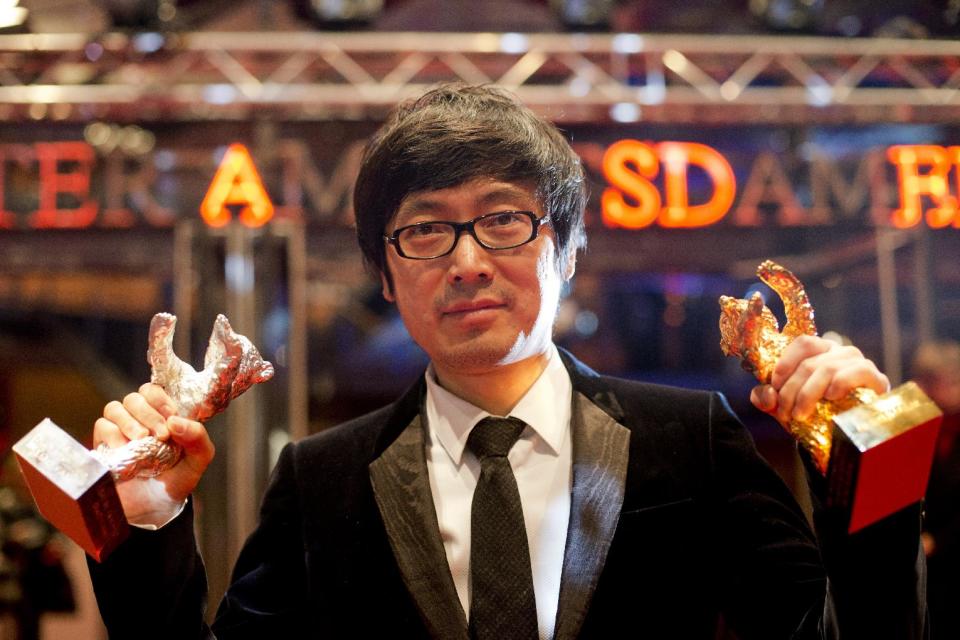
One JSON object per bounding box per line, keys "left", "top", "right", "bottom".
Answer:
{"left": 13, "top": 419, "right": 129, "bottom": 562}
{"left": 826, "top": 382, "right": 942, "bottom": 534}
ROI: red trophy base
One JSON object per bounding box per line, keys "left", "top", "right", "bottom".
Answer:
{"left": 826, "top": 382, "right": 942, "bottom": 534}
{"left": 13, "top": 419, "right": 129, "bottom": 562}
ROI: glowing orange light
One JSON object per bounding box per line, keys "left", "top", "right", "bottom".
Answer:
{"left": 31, "top": 142, "right": 97, "bottom": 229}
{"left": 601, "top": 140, "right": 736, "bottom": 229}
{"left": 887, "top": 145, "right": 958, "bottom": 228}
{"left": 657, "top": 142, "right": 736, "bottom": 227}
{"left": 200, "top": 143, "right": 274, "bottom": 228}
{"left": 601, "top": 139, "right": 660, "bottom": 229}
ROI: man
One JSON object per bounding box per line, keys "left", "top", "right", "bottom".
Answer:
{"left": 913, "top": 341, "right": 960, "bottom": 639}
{"left": 88, "top": 85, "right": 926, "bottom": 638}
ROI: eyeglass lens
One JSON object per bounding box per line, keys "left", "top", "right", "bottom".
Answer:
{"left": 397, "top": 212, "right": 535, "bottom": 258}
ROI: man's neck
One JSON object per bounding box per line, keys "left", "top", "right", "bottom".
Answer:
{"left": 433, "top": 352, "right": 552, "bottom": 417}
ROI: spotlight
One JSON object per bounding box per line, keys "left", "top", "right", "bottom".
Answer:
{"left": 292, "top": 0, "right": 384, "bottom": 28}
{"left": 550, "top": 0, "right": 614, "bottom": 30}
{"left": 97, "top": 0, "right": 179, "bottom": 29}
{"left": 750, "top": 0, "right": 824, "bottom": 32}
{"left": 0, "top": 0, "right": 28, "bottom": 31}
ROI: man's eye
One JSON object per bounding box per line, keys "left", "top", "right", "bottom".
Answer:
{"left": 484, "top": 212, "right": 524, "bottom": 227}
{"left": 407, "top": 223, "right": 443, "bottom": 237}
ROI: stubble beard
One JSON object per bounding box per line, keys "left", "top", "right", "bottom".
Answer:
{"left": 430, "top": 321, "right": 521, "bottom": 374}
{"left": 430, "top": 299, "right": 559, "bottom": 376}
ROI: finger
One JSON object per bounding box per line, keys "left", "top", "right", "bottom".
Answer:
{"left": 824, "top": 360, "right": 890, "bottom": 399}
{"left": 791, "top": 365, "right": 837, "bottom": 421}
{"left": 93, "top": 417, "right": 128, "bottom": 449}
{"left": 167, "top": 417, "right": 216, "bottom": 476}
{"left": 774, "top": 355, "right": 822, "bottom": 422}
{"left": 102, "top": 400, "right": 149, "bottom": 441}
{"left": 123, "top": 392, "right": 170, "bottom": 439}
{"left": 781, "top": 349, "right": 886, "bottom": 420}
{"left": 138, "top": 383, "right": 179, "bottom": 419}
{"left": 750, "top": 385, "right": 778, "bottom": 413}
{"left": 773, "top": 343, "right": 866, "bottom": 413}
{"left": 770, "top": 336, "right": 833, "bottom": 390}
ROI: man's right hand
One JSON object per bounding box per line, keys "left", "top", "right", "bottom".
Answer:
{"left": 93, "top": 383, "right": 215, "bottom": 527}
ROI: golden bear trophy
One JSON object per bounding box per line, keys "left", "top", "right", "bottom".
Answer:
{"left": 720, "top": 261, "right": 942, "bottom": 533}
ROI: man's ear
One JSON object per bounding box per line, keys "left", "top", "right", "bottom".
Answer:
{"left": 380, "top": 271, "right": 395, "bottom": 302}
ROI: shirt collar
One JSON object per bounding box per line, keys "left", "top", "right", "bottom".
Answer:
{"left": 424, "top": 344, "right": 572, "bottom": 466}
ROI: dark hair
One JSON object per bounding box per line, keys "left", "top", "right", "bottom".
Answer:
{"left": 354, "top": 84, "right": 586, "bottom": 288}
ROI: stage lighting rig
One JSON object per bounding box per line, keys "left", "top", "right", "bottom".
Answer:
{"left": 97, "top": 0, "right": 174, "bottom": 29}
{"left": 750, "top": 0, "right": 824, "bottom": 32}
{"left": 97, "top": 0, "right": 241, "bottom": 31}
{"left": 292, "top": 0, "right": 384, "bottom": 28}
{"left": 0, "top": 0, "right": 28, "bottom": 31}
{"left": 550, "top": 0, "right": 614, "bottom": 29}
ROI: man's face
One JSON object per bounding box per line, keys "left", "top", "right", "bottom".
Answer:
{"left": 382, "top": 177, "right": 574, "bottom": 378}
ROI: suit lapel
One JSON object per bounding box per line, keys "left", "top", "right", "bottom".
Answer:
{"left": 369, "top": 414, "right": 469, "bottom": 640}
{"left": 369, "top": 353, "right": 629, "bottom": 640}
{"left": 553, "top": 390, "right": 631, "bottom": 640}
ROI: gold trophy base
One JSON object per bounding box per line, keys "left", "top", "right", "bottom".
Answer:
{"left": 12, "top": 419, "right": 129, "bottom": 562}
{"left": 826, "top": 382, "right": 942, "bottom": 534}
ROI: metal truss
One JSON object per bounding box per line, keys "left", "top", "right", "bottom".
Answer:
{"left": 3, "top": 31, "right": 960, "bottom": 123}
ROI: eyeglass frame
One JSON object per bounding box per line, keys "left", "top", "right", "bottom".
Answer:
{"left": 382, "top": 210, "right": 552, "bottom": 260}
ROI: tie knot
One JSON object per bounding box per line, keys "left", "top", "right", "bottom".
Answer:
{"left": 467, "top": 417, "right": 526, "bottom": 459}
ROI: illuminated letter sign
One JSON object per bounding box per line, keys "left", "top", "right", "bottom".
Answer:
{"left": 32, "top": 142, "right": 98, "bottom": 229}
{"left": 601, "top": 140, "right": 660, "bottom": 229}
{"left": 200, "top": 143, "right": 274, "bottom": 228}
{"left": 658, "top": 142, "right": 736, "bottom": 227}
{"left": 601, "top": 140, "right": 736, "bottom": 229}
{"left": 733, "top": 151, "right": 807, "bottom": 226}
{"left": 887, "top": 145, "right": 959, "bottom": 228}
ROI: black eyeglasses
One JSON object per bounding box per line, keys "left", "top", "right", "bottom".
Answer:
{"left": 383, "top": 211, "right": 551, "bottom": 260}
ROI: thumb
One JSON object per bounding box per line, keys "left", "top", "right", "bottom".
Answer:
{"left": 167, "top": 416, "right": 215, "bottom": 472}
{"left": 750, "top": 384, "right": 778, "bottom": 414}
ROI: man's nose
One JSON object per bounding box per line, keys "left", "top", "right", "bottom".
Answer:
{"left": 447, "top": 232, "right": 493, "bottom": 285}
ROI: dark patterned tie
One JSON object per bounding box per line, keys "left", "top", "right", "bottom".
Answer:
{"left": 466, "top": 416, "right": 539, "bottom": 640}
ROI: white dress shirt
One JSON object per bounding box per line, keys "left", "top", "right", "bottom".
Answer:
{"left": 424, "top": 345, "right": 573, "bottom": 640}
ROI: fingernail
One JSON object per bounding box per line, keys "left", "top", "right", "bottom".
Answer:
{"left": 170, "top": 419, "right": 186, "bottom": 436}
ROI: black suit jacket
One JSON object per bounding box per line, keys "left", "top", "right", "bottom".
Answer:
{"left": 89, "top": 351, "right": 927, "bottom": 639}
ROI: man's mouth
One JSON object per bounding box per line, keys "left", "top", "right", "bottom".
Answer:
{"left": 441, "top": 299, "right": 506, "bottom": 316}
